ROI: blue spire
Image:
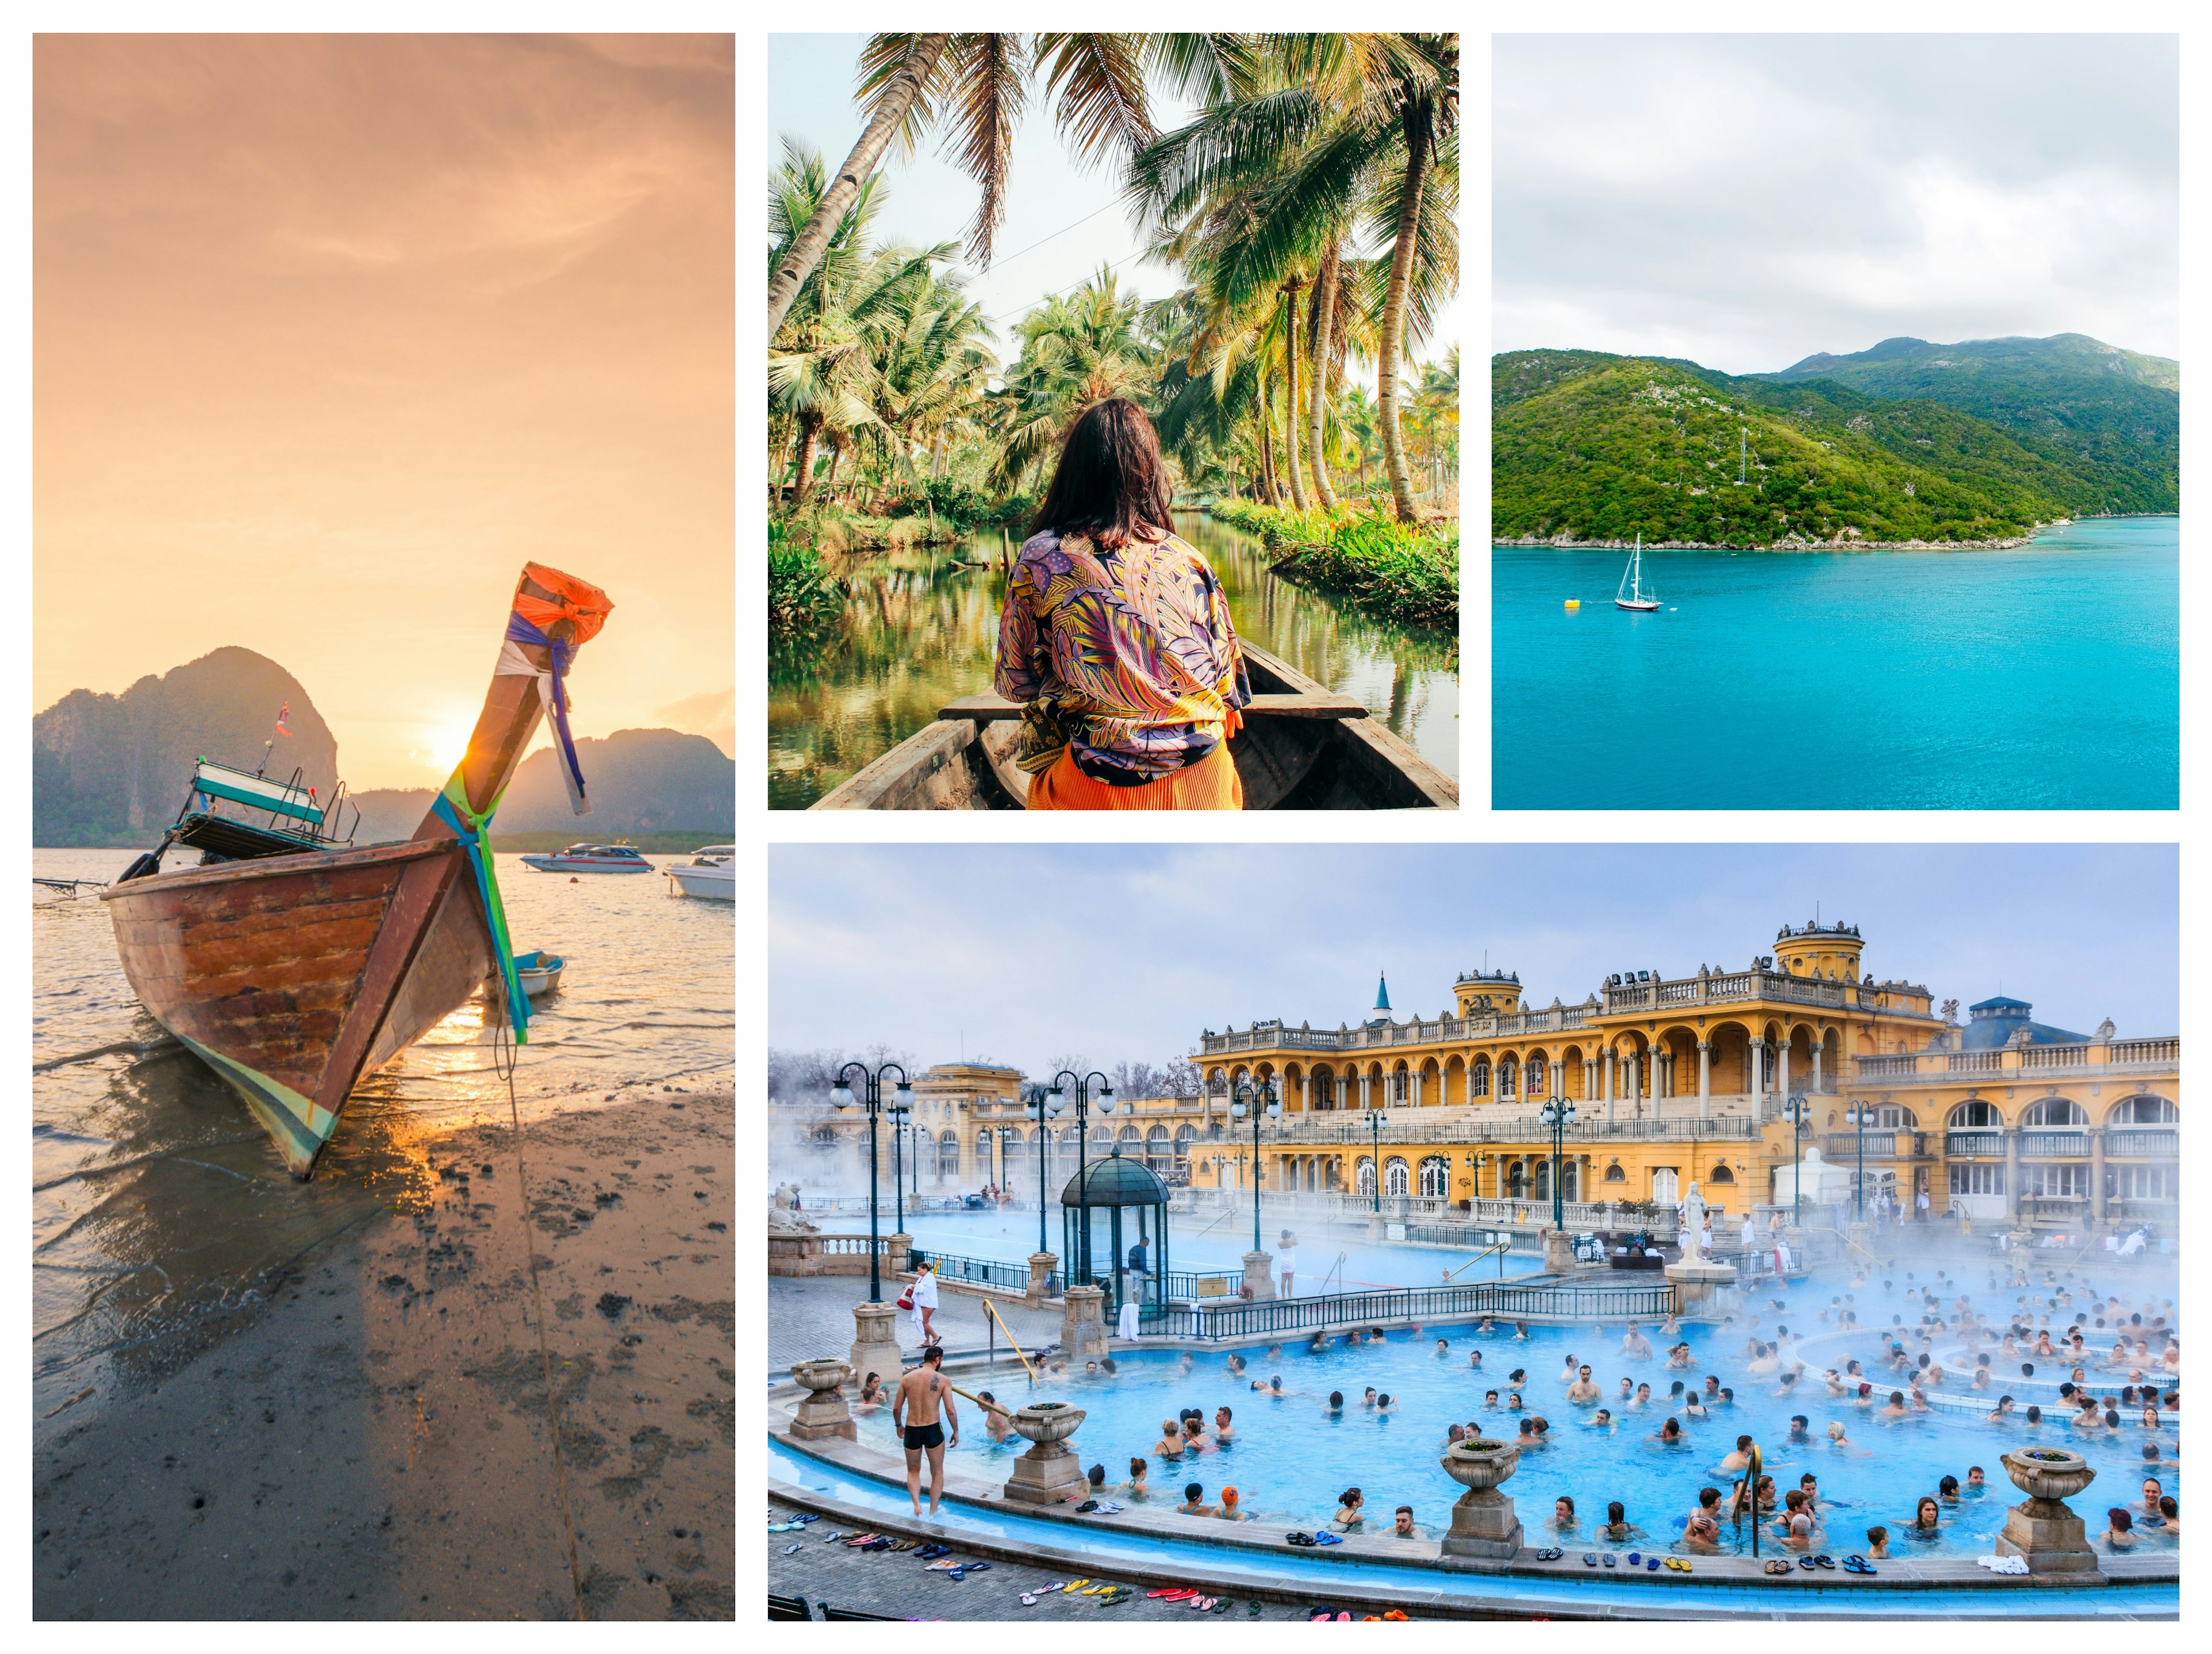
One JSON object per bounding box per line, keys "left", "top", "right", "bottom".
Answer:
{"left": 1374, "top": 972, "right": 1391, "bottom": 1013}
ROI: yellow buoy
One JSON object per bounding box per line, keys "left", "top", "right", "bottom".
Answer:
{"left": 1564, "top": 599, "right": 1580, "bottom": 610}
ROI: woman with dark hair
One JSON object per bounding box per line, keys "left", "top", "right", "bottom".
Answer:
{"left": 994, "top": 397, "right": 1250, "bottom": 809}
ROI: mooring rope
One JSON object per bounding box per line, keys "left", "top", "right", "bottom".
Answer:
{"left": 492, "top": 1012, "right": 588, "bottom": 1619}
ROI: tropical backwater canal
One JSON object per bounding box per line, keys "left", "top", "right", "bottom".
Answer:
{"left": 1493, "top": 516, "right": 2178, "bottom": 811}
{"left": 769, "top": 510, "right": 1458, "bottom": 808}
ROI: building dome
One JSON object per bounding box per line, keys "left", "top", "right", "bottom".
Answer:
{"left": 1961, "top": 995, "right": 2087, "bottom": 1050}
{"left": 1059, "top": 1146, "right": 1169, "bottom": 1208}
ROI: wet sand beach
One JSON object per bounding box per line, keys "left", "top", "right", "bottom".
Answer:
{"left": 33, "top": 1088, "right": 735, "bottom": 1621}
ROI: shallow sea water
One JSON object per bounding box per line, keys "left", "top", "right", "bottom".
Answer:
{"left": 32, "top": 846, "right": 733, "bottom": 1418}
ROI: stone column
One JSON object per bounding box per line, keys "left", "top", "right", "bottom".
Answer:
{"left": 1359, "top": 1072, "right": 1371, "bottom": 1110}
{"left": 848, "top": 1301, "right": 905, "bottom": 1390}
{"left": 2089, "top": 1128, "right": 2107, "bottom": 1228}
{"left": 2004, "top": 1126, "right": 2021, "bottom": 1225}
{"left": 887, "top": 1233, "right": 912, "bottom": 1277}
{"left": 1061, "top": 1283, "right": 1109, "bottom": 1360}
{"left": 1552, "top": 1061, "right": 1566, "bottom": 1106}
{"left": 1027, "top": 1251, "right": 1059, "bottom": 1308}
{"left": 1337, "top": 1074, "right": 1348, "bottom": 1110}
{"left": 1698, "top": 1040, "right": 1711, "bottom": 1121}
{"left": 1812, "top": 1044, "right": 1824, "bottom": 1095}
{"left": 1301, "top": 1073, "right": 1311, "bottom": 1111}
{"left": 1412, "top": 1069, "right": 1423, "bottom": 1108}
{"left": 1604, "top": 1049, "right": 1616, "bottom": 1125}
{"left": 1241, "top": 1250, "right": 1277, "bottom": 1301}
{"left": 1778, "top": 1042, "right": 1791, "bottom": 1107}
{"left": 1748, "top": 1039, "right": 1764, "bottom": 1108}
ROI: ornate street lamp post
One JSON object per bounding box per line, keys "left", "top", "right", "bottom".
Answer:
{"left": 1230, "top": 1078, "right": 1282, "bottom": 1253}
{"left": 1540, "top": 1097, "right": 1580, "bottom": 1232}
{"left": 995, "top": 1124, "right": 1017, "bottom": 1198}
{"left": 887, "top": 1089, "right": 910, "bottom": 1235}
{"left": 1048, "top": 1069, "right": 1114, "bottom": 1285}
{"left": 829, "top": 1060, "right": 912, "bottom": 1303}
{"left": 1844, "top": 1102, "right": 1874, "bottom": 1224}
{"left": 1783, "top": 1093, "right": 1813, "bottom": 1229}
{"left": 1024, "top": 1084, "right": 1057, "bottom": 1255}
{"left": 1366, "top": 1095, "right": 1386, "bottom": 1213}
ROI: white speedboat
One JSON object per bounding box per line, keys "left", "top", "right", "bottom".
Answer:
{"left": 518, "top": 843, "right": 653, "bottom": 874}
{"left": 665, "top": 844, "right": 735, "bottom": 902}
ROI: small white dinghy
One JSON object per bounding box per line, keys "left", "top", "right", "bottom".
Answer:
{"left": 513, "top": 950, "right": 565, "bottom": 997}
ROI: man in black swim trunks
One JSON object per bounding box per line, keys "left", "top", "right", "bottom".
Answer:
{"left": 893, "top": 1345, "right": 959, "bottom": 1516}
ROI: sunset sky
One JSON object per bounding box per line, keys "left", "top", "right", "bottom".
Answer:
{"left": 35, "top": 35, "right": 733, "bottom": 788}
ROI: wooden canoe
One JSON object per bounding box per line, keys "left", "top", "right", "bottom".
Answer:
{"left": 809, "top": 643, "right": 1457, "bottom": 810}
{"left": 101, "top": 564, "right": 611, "bottom": 1178}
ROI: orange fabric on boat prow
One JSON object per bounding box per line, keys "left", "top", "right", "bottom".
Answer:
{"left": 1026, "top": 737, "right": 1243, "bottom": 811}
{"left": 516, "top": 562, "right": 614, "bottom": 644}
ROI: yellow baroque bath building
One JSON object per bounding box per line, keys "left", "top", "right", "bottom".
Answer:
{"left": 1188, "top": 921, "right": 2179, "bottom": 1234}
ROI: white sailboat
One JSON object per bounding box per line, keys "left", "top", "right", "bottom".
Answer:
{"left": 1615, "top": 534, "right": 1661, "bottom": 611}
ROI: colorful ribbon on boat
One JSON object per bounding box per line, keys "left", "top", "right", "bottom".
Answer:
{"left": 432, "top": 779, "right": 531, "bottom": 1042}
{"left": 499, "top": 563, "right": 613, "bottom": 817}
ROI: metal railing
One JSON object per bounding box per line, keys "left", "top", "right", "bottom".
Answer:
{"left": 1162, "top": 1269, "right": 1243, "bottom": 1300}
{"left": 1245, "top": 1115, "right": 1760, "bottom": 1147}
{"left": 1145, "top": 1278, "right": 1677, "bottom": 1340}
{"left": 1945, "top": 1132, "right": 2003, "bottom": 1158}
{"left": 2018, "top": 1133, "right": 2089, "bottom": 1159}
{"left": 909, "top": 1250, "right": 1048, "bottom": 1295}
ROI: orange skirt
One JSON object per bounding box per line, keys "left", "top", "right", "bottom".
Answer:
{"left": 1026, "top": 737, "right": 1244, "bottom": 811}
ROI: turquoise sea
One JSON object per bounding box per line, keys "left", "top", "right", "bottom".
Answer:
{"left": 1492, "top": 517, "right": 2178, "bottom": 810}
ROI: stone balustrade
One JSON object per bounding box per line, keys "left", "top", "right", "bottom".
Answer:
{"left": 1854, "top": 1036, "right": 2180, "bottom": 1084}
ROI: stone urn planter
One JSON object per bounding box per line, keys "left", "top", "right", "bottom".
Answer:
{"left": 787, "top": 1358, "right": 856, "bottom": 1441}
{"left": 1993, "top": 1448, "right": 2100, "bottom": 1575}
{"left": 1002, "top": 1402, "right": 1089, "bottom": 1505}
{"left": 1438, "top": 1437, "right": 1524, "bottom": 1559}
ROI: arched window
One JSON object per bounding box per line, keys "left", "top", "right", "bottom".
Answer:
{"left": 1498, "top": 1056, "right": 1519, "bottom": 1100}
{"left": 1384, "top": 1157, "right": 1410, "bottom": 1197}
{"left": 1117, "top": 1124, "right": 1142, "bottom": 1146}
{"left": 1707, "top": 1163, "right": 1734, "bottom": 1184}
{"left": 1603, "top": 1160, "right": 1627, "bottom": 1183}
{"left": 2108, "top": 1094, "right": 2177, "bottom": 1125}
{"left": 1470, "top": 1059, "right": 1491, "bottom": 1099}
{"left": 1357, "top": 1157, "right": 1376, "bottom": 1197}
{"left": 1173, "top": 1123, "right": 1197, "bottom": 1157}
{"left": 1207, "top": 1119, "right": 1225, "bottom": 1140}
{"left": 1533, "top": 1159, "right": 1551, "bottom": 1201}
{"left": 974, "top": 1130, "right": 990, "bottom": 1169}
{"left": 1145, "top": 1125, "right": 1171, "bottom": 1168}
{"left": 1526, "top": 1058, "right": 1547, "bottom": 1098}
{"left": 1419, "top": 1155, "right": 1450, "bottom": 1197}
{"left": 2022, "top": 1097, "right": 2089, "bottom": 1127}
{"left": 1948, "top": 1100, "right": 2001, "bottom": 1130}
{"left": 1652, "top": 1167, "right": 1679, "bottom": 1205}
{"left": 1505, "top": 1159, "right": 1528, "bottom": 1197}
{"left": 940, "top": 1129, "right": 960, "bottom": 1178}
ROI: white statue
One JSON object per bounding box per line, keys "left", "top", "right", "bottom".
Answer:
{"left": 1678, "top": 1181, "right": 1708, "bottom": 1265}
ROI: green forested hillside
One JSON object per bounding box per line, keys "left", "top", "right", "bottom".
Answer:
{"left": 1762, "top": 334, "right": 2176, "bottom": 514}
{"left": 1493, "top": 339, "right": 2177, "bottom": 546}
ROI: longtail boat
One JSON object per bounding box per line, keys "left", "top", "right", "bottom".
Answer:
{"left": 809, "top": 643, "right": 1457, "bottom": 811}
{"left": 101, "top": 564, "right": 613, "bottom": 1178}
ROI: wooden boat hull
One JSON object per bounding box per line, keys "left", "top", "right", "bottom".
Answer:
{"left": 810, "top": 644, "right": 1457, "bottom": 811}
{"left": 102, "top": 838, "right": 494, "bottom": 1178}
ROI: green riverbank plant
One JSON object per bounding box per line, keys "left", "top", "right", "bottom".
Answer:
{"left": 1209, "top": 497, "right": 1456, "bottom": 629}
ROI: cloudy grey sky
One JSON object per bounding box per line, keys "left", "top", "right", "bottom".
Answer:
{"left": 1494, "top": 34, "right": 2178, "bottom": 373}
{"left": 769, "top": 845, "right": 2177, "bottom": 1078}
{"left": 769, "top": 34, "right": 1461, "bottom": 386}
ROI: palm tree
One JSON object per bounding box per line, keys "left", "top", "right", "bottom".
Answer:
{"left": 767, "top": 141, "right": 953, "bottom": 510}
{"left": 766, "top": 34, "right": 1253, "bottom": 339}
{"left": 1125, "top": 33, "right": 1457, "bottom": 523}
{"left": 987, "top": 266, "right": 1157, "bottom": 493}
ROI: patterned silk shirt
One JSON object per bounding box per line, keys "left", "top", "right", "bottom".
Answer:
{"left": 994, "top": 528, "right": 1251, "bottom": 785}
